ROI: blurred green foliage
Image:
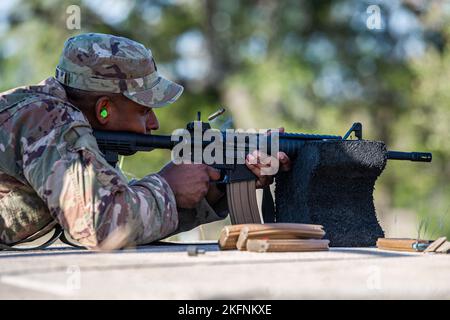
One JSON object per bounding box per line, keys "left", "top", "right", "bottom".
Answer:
{"left": 0, "top": 0, "right": 449, "bottom": 239}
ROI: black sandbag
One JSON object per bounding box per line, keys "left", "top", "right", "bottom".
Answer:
{"left": 275, "top": 140, "right": 386, "bottom": 247}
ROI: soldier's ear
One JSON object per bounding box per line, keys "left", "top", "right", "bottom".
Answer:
{"left": 95, "top": 97, "right": 111, "bottom": 125}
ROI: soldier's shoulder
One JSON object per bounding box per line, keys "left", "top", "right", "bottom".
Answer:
{"left": 0, "top": 77, "right": 88, "bottom": 125}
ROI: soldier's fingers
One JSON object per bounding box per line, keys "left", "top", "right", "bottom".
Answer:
{"left": 246, "top": 152, "right": 258, "bottom": 165}
{"left": 255, "top": 176, "right": 274, "bottom": 188}
{"left": 256, "top": 151, "right": 279, "bottom": 167}
{"left": 247, "top": 158, "right": 277, "bottom": 186}
{"left": 207, "top": 166, "right": 221, "bottom": 181}
{"left": 248, "top": 151, "right": 280, "bottom": 172}
{"left": 245, "top": 161, "right": 262, "bottom": 177}
{"left": 264, "top": 175, "right": 274, "bottom": 185}
{"left": 277, "top": 152, "right": 292, "bottom": 172}
{"left": 251, "top": 150, "right": 266, "bottom": 164}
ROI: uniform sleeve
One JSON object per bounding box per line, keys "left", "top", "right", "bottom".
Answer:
{"left": 21, "top": 121, "right": 179, "bottom": 249}
{"left": 170, "top": 195, "right": 229, "bottom": 235}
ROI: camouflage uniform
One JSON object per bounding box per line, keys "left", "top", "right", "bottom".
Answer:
{"left": 0, "top": 33, "right": 228, "bottom": 249}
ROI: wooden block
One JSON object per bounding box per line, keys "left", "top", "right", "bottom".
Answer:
{"left": 218, "top": 223, "right": 325, "bottom": 250}
{"left": 236, "top": 224, "right": 325, "bottom": 251}
{"left": 218, "top": 224, "right": 255, "bottom": 250}
{"left": 436, "top": 241, "right": 450, "bottom": 254}
{"left": 376, "top": 238, "right": 431, "bottom": 252}
{"left": 246, "top": 239, "right": 330, "bottom": 253}
{"left": 424, "top": 237, "right": 447, "bottom": 253}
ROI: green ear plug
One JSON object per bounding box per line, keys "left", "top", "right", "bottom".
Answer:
{"left": 100, "top": 109, "right": 108, "bottom": 119}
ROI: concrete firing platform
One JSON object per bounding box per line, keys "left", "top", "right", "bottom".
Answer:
{"left": 0, "top": 243, "right": 449, "bottom": 299}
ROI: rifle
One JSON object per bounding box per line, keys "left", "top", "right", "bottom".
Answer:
{"left": 93, "top": 109, "right": 432, "bottom": 225}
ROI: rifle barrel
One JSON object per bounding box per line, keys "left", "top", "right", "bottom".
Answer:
{"left": 387, "top": 151, "right": 432, "bottom": 162}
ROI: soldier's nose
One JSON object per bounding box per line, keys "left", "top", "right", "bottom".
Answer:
{"left": 147, "top": 109, "right": 159, "bottom": 132}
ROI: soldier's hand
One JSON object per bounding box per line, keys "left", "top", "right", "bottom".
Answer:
{"left": 245, "top": 127, "right": 292, "bottom": 189}
{"left": 246, "top": 151, "right": 292, "bottom": 188}
{"left": 158, "top": 162, "right": 221, "bottom": 209}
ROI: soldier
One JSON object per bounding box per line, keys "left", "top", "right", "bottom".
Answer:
{"left": 0, "top": 33, "right": 291, "bottom": 250}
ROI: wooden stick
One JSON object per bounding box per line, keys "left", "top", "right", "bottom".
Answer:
{"left": 246, "top": 239, "right": 330, "bottom": 253}
{"left": 376, "top": 238, "right": 430, "bottom": 252}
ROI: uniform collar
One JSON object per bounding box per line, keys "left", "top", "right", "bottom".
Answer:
{"left": 34, "top": 77, "right": 69, "bottom": 101}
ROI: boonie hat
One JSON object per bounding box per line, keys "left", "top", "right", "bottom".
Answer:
{"left": 55, "top": 33, "right": 183, "bottom": 108}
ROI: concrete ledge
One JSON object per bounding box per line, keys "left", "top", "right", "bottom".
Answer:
{"left": 0, "top": 243, "right": 449, "bottom": 299}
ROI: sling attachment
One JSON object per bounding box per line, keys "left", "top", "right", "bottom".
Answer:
{"left": 58, "top": 230, "right": 87, "bottom": 249}
{"left": 0, "top": 224, "right": 64, "bottom": 251}
{"left": 0, "top": 223, "right": 88, "bottom": 251}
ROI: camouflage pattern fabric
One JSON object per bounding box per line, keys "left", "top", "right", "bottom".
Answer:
{"left": 0, "top": 77, "right": 188, "bottom": 249}
{"left": 55, "top": 33, "right": 184, "bottom": 108}
{"left": 0, "top": 33, "right": 228, "bottom": 249}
